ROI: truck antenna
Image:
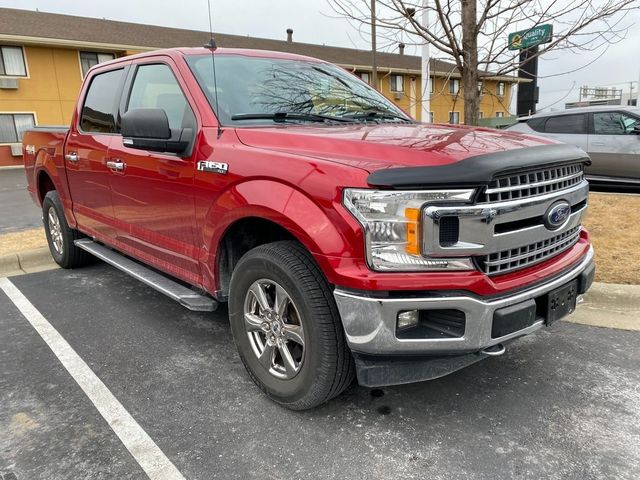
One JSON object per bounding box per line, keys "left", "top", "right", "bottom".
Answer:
{"left": 204, "top": 0, "right": 222, "bottom": 138}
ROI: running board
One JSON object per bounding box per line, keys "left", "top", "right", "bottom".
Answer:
{"left": 74, "top": 239, "right": 217, "bottom": 312}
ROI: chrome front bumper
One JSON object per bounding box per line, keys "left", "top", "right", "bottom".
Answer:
{"left": 334, "top": 246, "right": 594, "bottom": 356}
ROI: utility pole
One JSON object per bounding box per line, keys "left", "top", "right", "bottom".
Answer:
{"left": 371, "top": 0, "right": 378, "bottom": 90}
{"left": 637, "top": 70, "right": 640, "bottom": 106}
{"left": 421, "top": 0, "right": 431, "bottom": 122}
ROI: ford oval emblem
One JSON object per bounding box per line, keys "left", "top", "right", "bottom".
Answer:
{"left": 544, "top": 201, "right": 571, "bottom": 230}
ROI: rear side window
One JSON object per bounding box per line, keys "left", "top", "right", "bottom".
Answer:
{"left": 544, "top": 114, "right": 587, "bottom": 134}
{"left": 593, "top": 111, "right": 640, "bottom": 135}
{"left": 126, "top": 64, "right": 194, "bottom": 130}
{"left": 80, "top": 68, "right": 124, "bottom": 133}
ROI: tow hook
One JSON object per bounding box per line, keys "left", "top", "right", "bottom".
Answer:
{"left": 481, "top": 343, "right": 506, "bottom": 357}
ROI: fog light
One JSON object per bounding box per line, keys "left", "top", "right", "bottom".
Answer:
{"left": 397, "top": 310, "right": 419, "bottom": 330}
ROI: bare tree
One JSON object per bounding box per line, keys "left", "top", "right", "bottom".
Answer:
{"left": 327, "top": 0, "right": 638, "bottom": 125}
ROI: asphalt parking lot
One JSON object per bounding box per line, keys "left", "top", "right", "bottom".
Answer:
{"left": 0, "top": 169, "right": 41, "bottom": 233}
{"left": 1, "top": 264, "right": 639, "bottom": 480}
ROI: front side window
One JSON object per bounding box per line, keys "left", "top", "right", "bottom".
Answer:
{"left": 449, "top": 79, "right": 460, "bottom": 94}
{"left": 186, "top": 55, "right": 411, "bottom": 125}
{"left": 80, "top": 51, "right": 116, "bottom": 77}
{"left": 449, "top": 111, "right": 460, "bottom": 124}
{"left": 593, "top": 111, "right": 640, "bottom": 135}
{"left": 0, "top": 46, "right": 27, "bottom": 77}
{"left": 0, "top": 113, "right": 35, "bottom": 143}
{"left": 545, "top": 114, "right": 587, "bottom": 134}
{"left": 390, "top": 74, "right": 404, "bottom": 92}
{"left": 126, "top": 63, "right": 194, "bottom": 130}
{"left": 80, "top": 68, "right": 124, "bottom": 133}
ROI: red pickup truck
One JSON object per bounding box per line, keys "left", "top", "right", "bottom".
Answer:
{"left": 23, "top": 47, "right": 594, "bottom": 410}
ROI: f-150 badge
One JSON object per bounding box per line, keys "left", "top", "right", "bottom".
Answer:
{"left": 197, "top": 160, "right": 228, "bottom": 174}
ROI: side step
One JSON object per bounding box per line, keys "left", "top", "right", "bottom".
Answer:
{"left": 74, "top": 239, "right": 217, "bottom": 312}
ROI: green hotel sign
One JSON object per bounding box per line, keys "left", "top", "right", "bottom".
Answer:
{"left": 508, "top": 24, "right": 553, "bottom": 50}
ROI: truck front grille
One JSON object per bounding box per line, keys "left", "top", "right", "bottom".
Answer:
{"left": 476, "top": 226, "right": 581, "bottom": 276}
{"left": 482, "top": 163, "right": 584, "bottom": 203}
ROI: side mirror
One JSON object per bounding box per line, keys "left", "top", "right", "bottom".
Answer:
{"left": 121, "top": 108, "right": 192, "bottom": 155}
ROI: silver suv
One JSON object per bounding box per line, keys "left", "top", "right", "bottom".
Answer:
{"left": 507, "top": 105, "right": 640, "bottom": 186}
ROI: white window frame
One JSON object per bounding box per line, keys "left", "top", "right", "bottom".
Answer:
{"left": 478, "top": 111, "right": 484, "bottom": 120}
{"left": 357, "top": 72, "right": 371, "bottom": 85}
{"left": 78, "top": 51, "right": 116, "bottom": 78}
{"left": 0, "top": 111, "right": 37, "bottom": 145}
{"left": 496, "top": 111, "right": 505, "bottom": 118}
{"left": 0, "top": 45, "right": 29, "bottom": 78}
{"left": 429, "top": 76, "right": 434, "bottom": 94}
{"left": 449, "top": 111, "right": 460, "bottom": 124}
{"left": 477, "top": 80, "right": 484, "bottom": 95}
{"left": 390, "top": 74, "right": 404, "bottom": 93}
{"left": 497, "top": 81, "right": 506, "bottom": 97}
{"left": 449, "top": 78, "right": 460, "bottom": 95}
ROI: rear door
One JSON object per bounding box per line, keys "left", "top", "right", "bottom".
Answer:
{"left": 107, "top": 59, "right": 201, "bottom": 282}
{"left": 65, "top": 66, "right": 128, "bottom": 239}
{"left": 588, "top": 110, "right": 640, "bottom": 181}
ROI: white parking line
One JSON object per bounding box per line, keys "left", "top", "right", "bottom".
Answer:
{"left": 0, "top": 277, "right": 187, "bottom": 480}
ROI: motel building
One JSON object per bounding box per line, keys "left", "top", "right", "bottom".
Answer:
{"left": 0, "top": 7, "right": 522, "bottom": 166}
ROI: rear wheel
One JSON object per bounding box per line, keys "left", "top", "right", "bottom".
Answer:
{"left": 229, "top": 241, "right": 354, "bottom": 410}
{"left": 42, "top": 191, "right": 91, "bottom": 268}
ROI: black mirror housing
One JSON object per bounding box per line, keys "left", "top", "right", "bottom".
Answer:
{"left": 121, "top": 108, "right": 192, "bottom": 155}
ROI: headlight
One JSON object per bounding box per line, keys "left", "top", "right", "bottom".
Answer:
{"left": 343, "top": 188, "right": 475, "bottom": 271}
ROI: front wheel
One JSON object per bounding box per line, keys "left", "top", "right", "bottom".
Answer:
{"left": 229, "top": 241, "right": 354, "bottom": 410}
{"left": 42, "top": 191, "right": 91, "bottom": 269}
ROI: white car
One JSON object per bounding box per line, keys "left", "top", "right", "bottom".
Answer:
{"left": 507, "top": 105, "right": 640, "bottom": 186}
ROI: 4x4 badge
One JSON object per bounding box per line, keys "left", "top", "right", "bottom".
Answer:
{"left": 197, "top": 160, "right": 228, "bottom": 174}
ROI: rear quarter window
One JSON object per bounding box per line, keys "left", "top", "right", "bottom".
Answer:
{"left": 525, "top": 117, "right": 546, "bottom": 132}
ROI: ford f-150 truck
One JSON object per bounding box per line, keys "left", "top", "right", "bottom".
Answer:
{"left": 23, "top": 47, "right": 595, "bottom": 410}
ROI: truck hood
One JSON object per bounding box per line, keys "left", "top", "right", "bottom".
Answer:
{"left": 234, "top": 122, "right": 556, "bottom": 172}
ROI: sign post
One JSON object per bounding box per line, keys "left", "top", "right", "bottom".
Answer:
{"left": 509, "top": 24, "right": 553, "bottom": 116}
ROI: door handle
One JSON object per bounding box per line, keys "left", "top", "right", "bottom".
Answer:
{"left": 106, "top": 160, "right": 126, "bottom": 171}
{"left": 65, "top": 152, "right": 79, "bottom": 163}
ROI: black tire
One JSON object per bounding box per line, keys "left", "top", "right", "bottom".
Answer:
{"left": 229, "top": 241, "right": 355, "bottom": 410}
{"left": 42, "top": 190, "right": 92, "bottom": 269}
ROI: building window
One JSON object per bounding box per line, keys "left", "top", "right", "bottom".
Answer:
{"left": 495, "top": 111, "right": 504, "bottom": 118}
{"left": 429, "top": 112, "right": 434, "bottom": 123}
{"left": 80, "top": 51, "right": 116, "bottom": 77}
{"left": 478, "top": 111, "right": 484, "bottom": 120}
{"left": 0, "top": 46, "right": 27, "bottom": 77}
{"left": 429, "top": 76, "right": 434, "bottom": 94}
{"left": 477, "top": 80, "right": 483, "bottom": 94}
{"left": 357, "top": 72, "right": 370, "bottom": 85}
{"left": 497, "top": 82, "right": 505, "bottom": 96}
{"left": 449, "top": 79, "right": 460, "bottom": 95}
{"left": 0, "top": 113, "right": 35, "bottom": 143}
{"left": 390, "top": 74, "right": 404, "bottom": 92}
{"left": 449, "top": 112, "right": 460, "bottom": 124}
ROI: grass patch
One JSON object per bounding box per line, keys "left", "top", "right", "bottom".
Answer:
{"left": 0, "top": 228, "right": 47, "bottom": 256}
{"left": 583, "top": 193, "right": 640, "bottom": 285}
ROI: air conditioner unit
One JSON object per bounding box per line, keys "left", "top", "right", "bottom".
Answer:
{"left": 10, "top": 143, "right": 22, "bottom": 156}
{"left": 0, "top": 78, "right": 19, "bottom": 89}
{"left": 394, "top": 92, "right": 404, "bottom": 100}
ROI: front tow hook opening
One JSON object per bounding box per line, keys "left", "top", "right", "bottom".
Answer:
{"left": 481, "top": 343, "right": 506, "bottom": 357}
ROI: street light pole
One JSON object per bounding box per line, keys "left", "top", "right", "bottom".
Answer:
{"left": 421, "top": 0, "right": 431, "bottom": 122}
{"left": 371, "top": 0, "right": 378, "bottom": 90}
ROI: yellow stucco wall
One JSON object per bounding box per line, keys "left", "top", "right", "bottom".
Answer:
{"left": 0, "top": 45, "right": 84, "bottom": 126}
{"left": 375, "top": 73, "right": 513, "bottom": 123}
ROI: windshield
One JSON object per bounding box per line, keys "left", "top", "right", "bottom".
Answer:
{"left": 186, "top": 54, "right": 413, "bottom": 125}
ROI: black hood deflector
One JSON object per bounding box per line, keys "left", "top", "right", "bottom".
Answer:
{"left": 367, "top": 144, "right": 591, "bottom": 189}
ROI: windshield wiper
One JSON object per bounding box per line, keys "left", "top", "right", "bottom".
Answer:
{"left": 343, "top": 111, "right": 414, "bottom": 123}
{"left": 231, "top": 112, "right": 351, "bottom": 123}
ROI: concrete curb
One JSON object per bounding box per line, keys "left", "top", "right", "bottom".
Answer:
{"left": 0, "top": 247, "right": 58, "bottom": 277}
{"left": 0, "top": 246, "right": 638, "bottom": 331}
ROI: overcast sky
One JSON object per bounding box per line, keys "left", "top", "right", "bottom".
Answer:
{"left": 4, "top": 0, "right": 640, "bottom": 112}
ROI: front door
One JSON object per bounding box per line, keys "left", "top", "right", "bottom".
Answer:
{"left": 588, "top": 110, "right": 640, "bottom": 181}
{"left": 107, "top": 60, "right": 200, "bottom": 283}
{"left": 65, "top": 66, "right": 127, "bottom": 239}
